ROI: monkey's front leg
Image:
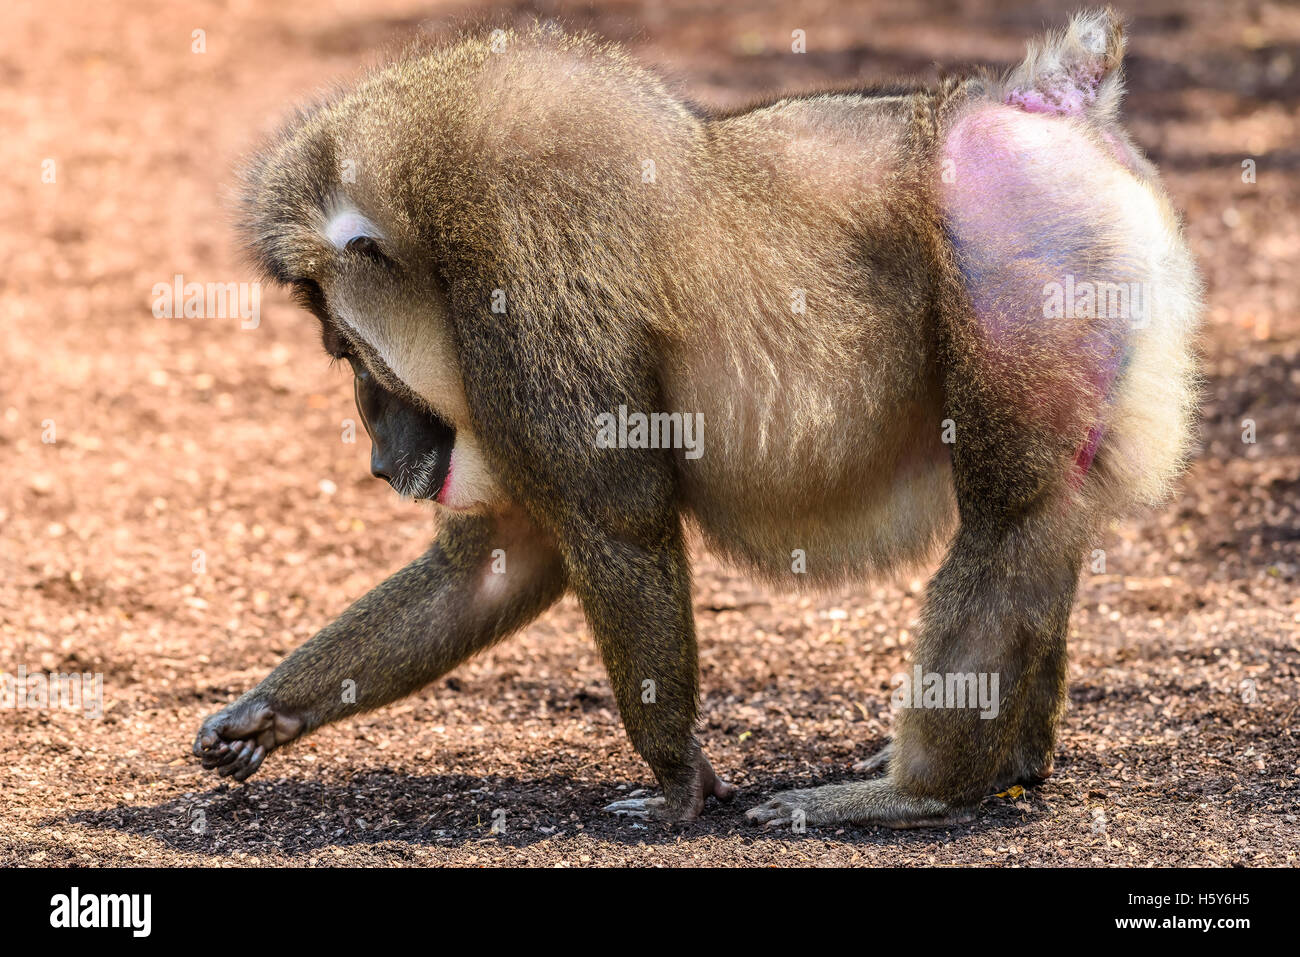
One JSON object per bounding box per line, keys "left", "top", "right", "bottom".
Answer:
{"left": 193, "top": 509, "right": 564, "bottom": 781}
{"left": 562, "top": 526, "right": 735, "bottom": 821}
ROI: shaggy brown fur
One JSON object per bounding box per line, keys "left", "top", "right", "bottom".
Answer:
{"left": 195, "top": 8, "right": 1201, "bottom": 826}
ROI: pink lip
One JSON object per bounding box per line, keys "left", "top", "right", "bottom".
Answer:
{"left": 435, "top": 455, "right": 454, "bottom": 505}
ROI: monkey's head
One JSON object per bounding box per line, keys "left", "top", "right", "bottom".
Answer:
{"left": 348, "top": 353, "right": 454, "bottom": 502}
{"left": 235, "top": 59, "right": 504, "bottom": 510}
{"left": 237, "top": 30, "right": 687, "bottom": 512}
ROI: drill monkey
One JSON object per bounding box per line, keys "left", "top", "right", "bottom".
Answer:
{"left": 195, "top": 9, "right": 1201, "bottom": 826}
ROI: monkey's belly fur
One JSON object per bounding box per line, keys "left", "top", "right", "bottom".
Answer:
{"left": 198, "top": 10, "right": 1202, "bottom": 827}
{"left": 673, "top": 368, "right": 958, "bottom": 587}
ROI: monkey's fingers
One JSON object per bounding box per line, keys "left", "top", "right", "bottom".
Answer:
{"left": 199, "top": 743, "right": 240, "bottom": 770}
{"left": 216, "top": 740, "right": 254, "bottom": 777}
{"left": 192, "top": 699, "right": 303, "bottom": 783}
{"left": 214, "top": 741, "right": 267, "bottom": 781}
{"left": 231, "top": 745, "right": 268, "bottom": 782}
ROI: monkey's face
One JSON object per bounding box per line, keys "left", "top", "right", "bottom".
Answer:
{"left": 266, "top": 200, "right": 505, "bottom": 513}
{"left": 306, "top": 279, "right": 462, "bottom": 505}
{"left": 348, "top": 355, "right": 456, "bottom": 503}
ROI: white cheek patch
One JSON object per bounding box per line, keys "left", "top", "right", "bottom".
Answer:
{"left": 334, "top": 297, "right": 470, "bottom": 428}
{"left": 324, "top": 208, "right": 380, "bottom": 249}
{"left": 438, "top": 431, "right": 503, "bottom": 511}
{"left": 321, "top": 216, "right": 471, "bottom": 425}
{"left": 320, "top": 206, "right": 499, "bottom": 507}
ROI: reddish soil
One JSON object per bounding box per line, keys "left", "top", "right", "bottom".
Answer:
{"left": 1, "top": 0, "right": 1296, "bottom": 866}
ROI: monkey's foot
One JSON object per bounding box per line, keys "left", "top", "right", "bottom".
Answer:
{"left": 851, "top": 740, "right": 893, "bottom": 774}
{"left": 1024, "top": 756, "right": 1054, "bottom": 784}
{"left": 192, "top": 696, "right": 305, "bottom": 782}
{"left": 991, "top": 756, "right": 1055, "bottom": 794}
{"left": 604, "top": 754, "right": 736, "bottom": 821}
{"left": 745, "top": 779, "right": 974, "bottom": 829}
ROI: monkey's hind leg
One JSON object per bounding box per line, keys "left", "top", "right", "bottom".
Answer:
{"left": 747, "top": 503, "right": 1083, "bottom": 829}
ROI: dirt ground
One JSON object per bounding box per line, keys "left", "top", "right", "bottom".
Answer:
{"left": 1, "top": 0, "right": 1296, "bottom": 867}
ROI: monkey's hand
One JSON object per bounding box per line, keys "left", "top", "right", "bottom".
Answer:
{"left": 603, "top": 751, "right": 736, "bottom": 822}
{"left": 192, "top": 695, "right": 306, "bottom": 782}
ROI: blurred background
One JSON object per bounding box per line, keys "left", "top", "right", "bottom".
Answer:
{"left": 1, "top": 0, "right": 1296, "bottom": 866}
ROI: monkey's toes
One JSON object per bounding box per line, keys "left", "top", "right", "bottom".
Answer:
{"left": 747, "top": 782, "right": 975, "bottom": 829}
{"left": 851, "top": 741, "right": 893, "bottom": 774}
{"left": 603, "top": 764, "right": 736, "bottom": 821}
{"left": 700, "top": 761, "right": 737, "bottom": 804}
{"left": 745, "top": 789, "right": 824, "bottom": 827}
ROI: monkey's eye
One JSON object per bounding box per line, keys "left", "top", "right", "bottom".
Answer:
{"left": 344, "top": 354, "right": 369, "bottom": 379}
{"left": 325, "top": 329, "right": 359, "bottom": 364}
{"left": 344, "top": 234, "right": 388, "bottom": 262}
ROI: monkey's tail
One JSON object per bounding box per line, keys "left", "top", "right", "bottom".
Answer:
{"left": 996, "top": 8, "right": 1126, "bottom": 123}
